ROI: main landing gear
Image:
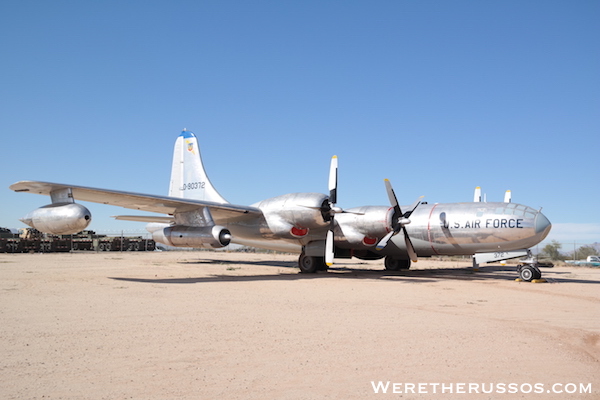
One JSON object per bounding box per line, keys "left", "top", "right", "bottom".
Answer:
{"left": 298, "top": 253, "right": 412, "bottom": 273}
{"left": 384, "top": 256, "right": 411, "bottom": 271}
{"left": 298, "top": 252, "right": 328, "bottom": 274}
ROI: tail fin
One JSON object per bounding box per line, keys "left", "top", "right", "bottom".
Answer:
{"left": 168, "top": 129, "right": 228, "bottom": 203}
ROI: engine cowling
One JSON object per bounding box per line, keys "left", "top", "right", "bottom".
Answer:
{"left": 20, "top": 203, "right": 92, "bottom": 235}
{"left": 254, "top": 193, "right": 330, "bottom": 238}
{"left": 152, "top": 225, "right": 231, "bottom": 249}
{"left": 335, "top": 206, "right": 393, "bottom": 247}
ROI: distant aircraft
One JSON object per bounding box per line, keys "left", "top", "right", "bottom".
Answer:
{"left": 10, "top": 129, "right": 551, "bottom": 281}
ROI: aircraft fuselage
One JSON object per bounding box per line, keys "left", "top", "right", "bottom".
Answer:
{"left": 222, "top": 199, "right": 551, "bottom": 260}
{"left": 388, "top": 201, "right": 550, "bottom": 257}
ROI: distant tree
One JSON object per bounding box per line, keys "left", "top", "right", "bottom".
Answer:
{"left": 540, "top": 240, "right": 564, "bottom": 260}
{"left": 575, "top": 245, "right": 600, "bottom": 260}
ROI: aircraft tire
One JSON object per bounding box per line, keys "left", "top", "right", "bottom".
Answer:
{"left": 384, "top": 257, "right": 410, "bottom": 271}
{"left": 298, "top": 253, "right": 321, "bottom": 273}
{"left": 519, "top": 265, "right": 541, "bottom": 282}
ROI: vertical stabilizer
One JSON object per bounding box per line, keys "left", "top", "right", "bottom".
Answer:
{"left": 168, "top": 130, "right": 228, "bottom": 203}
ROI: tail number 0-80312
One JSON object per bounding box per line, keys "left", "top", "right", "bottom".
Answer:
{"left": 181, "top": 182, "right": 206, "bottom": 190}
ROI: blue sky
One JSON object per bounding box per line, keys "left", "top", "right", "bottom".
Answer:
{"left": 1, "top": 1, "right": 598, "bottom": 248}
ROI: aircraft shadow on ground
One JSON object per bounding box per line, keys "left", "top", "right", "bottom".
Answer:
{"left": 109, "top": 259, "right": 600, "bottom": 285}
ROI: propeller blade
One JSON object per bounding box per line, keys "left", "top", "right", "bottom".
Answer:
{"left": 376, "top": 230, "right": 395, "bottom": 251}
{"left": 299, "top": 205, "right": 364, "bottom": 215}
{"left": 404, "top": 196, "right": 424, "bottom": 217}
{"left": 325, "top": 229, "right": 334, "bottom": 266}
{"left": 384, "top": 179, "right": 401, "bottom": 214}
{"left": 328, "top": 155, "right": 338, "bottom": 205}
{"left": 324, "top": 155, "right": 339, "bottom": 266}
{"left": 403, "top": 226, "right": 418, "bottom": 262}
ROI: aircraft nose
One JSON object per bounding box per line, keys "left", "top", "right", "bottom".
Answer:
{"left": 535, "top": 211, "right": 552, "bottom": 238}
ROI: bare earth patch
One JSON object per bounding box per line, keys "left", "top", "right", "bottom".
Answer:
{"left": 1, "top": 252, "right": 598, "bottom": 399}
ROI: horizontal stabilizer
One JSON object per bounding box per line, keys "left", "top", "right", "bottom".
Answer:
{"left": 113, "top": 215, "right": 175, "bottom": 223}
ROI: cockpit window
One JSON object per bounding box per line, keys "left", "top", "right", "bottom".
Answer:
{"left": 514, "top": 205, "right": 527, "bottom": 217}
{"left": 493, "top": 204, "right": 535, "bottom": 218}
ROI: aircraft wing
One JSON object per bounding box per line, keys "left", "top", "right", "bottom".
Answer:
{"left": 9, "top": 180, "right": 262, "bottom": 221}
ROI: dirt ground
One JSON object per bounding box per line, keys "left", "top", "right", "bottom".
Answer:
{"left": 1, "top": 251, "right": 598, "bottom": 399}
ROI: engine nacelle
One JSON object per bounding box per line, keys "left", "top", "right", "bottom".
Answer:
{"left": 255, "top": 193, "right": 330, "bottom": 238}
{"left": 152, "top": 225, "right": 231, "bottom": 249}
{"left": 336, "top": 206, "right": 393, "bottom": 247}
{"left": 20, "top": 203, "right": 92, "bottom": 235}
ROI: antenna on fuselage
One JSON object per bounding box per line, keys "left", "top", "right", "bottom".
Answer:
{"left": 474, "top": 187, "right": 482, "bottom": 202}
{"left": 504, "top": 190, "right": 512, "bottom": 203}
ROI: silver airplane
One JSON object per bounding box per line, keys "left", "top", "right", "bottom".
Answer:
{"left": 10, "top": 129, "right": 552, "bottom": 281}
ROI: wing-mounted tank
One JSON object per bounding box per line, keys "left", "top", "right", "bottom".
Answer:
{"left": 19, "top": 187, "right": 92, "bottom": 235}
{"left": 334, "top": 206, "right": 393, "bottom": 248}
{"left": 254, "top": 193, "right": 331, "bottom": 239}
{"left": 20, "top": 203, "right": 92, "bottom": 235}
{"left": 21, "top": 203, "right": 92, "bottom": 235}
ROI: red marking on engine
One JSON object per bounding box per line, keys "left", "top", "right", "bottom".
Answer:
{"left": 363, "top": 237, "right": 377, "bottom": 246}
{"left": 290, "top": 226, "right": 309, "bottom": 237}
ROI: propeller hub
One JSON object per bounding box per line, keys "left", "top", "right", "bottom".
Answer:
{"left": 330, "top": 206, "right": 343, "bottom": 214}
{"left": 398, "top": 217, "right": 411, "bottom": 226}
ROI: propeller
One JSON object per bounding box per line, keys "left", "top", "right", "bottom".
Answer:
{"left": 318, "top": 155, "right": 365, "bottom": 266}
{"left": 375, "top": 179, "right": 423, "bottom": 262}
{"left": 325, "top": 155, "right": 339, "bottom": 266}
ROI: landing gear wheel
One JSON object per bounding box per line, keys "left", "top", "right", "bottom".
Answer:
{"left": 519, "top": 265, "right": 541, "bottom": 282}
{"left": 384, "top": 257, "right": 411, "bottom": 271}
{"left": 298, "top": 253, "right": 324, "bottom": 274}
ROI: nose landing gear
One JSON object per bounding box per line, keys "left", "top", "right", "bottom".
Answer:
{"left": 516, "top": 251, "right": 543, "bottom": 282}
